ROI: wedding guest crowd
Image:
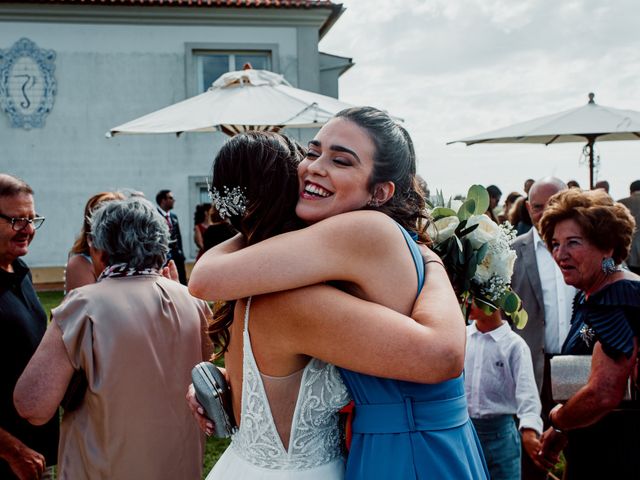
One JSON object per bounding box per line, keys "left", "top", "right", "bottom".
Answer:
{"left": 4, "top": 156, "right": 640, "bottom": 480}
{"left": 14, "top": 196, "right": 212, "bottom": 479}
{"left": 497, "top": 191, "right": 522, "bottom": 224}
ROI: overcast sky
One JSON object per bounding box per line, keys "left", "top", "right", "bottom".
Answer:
{"left": 319, "top": 0, "right": 640, "bottom": 201}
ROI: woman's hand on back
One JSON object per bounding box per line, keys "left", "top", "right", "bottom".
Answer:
{"left": 185, "top": 383, "right": 214, "bottom": 436}
{"left": 161, "top": 260, "right": 179, "bottom": 282}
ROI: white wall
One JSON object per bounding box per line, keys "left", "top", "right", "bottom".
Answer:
{"left": 0, "top": 20, "right": 305, "bottom": 266}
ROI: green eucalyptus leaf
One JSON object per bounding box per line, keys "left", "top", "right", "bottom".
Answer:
{"left": 476, "top": 243, "right": 489, "bottom": 263}
{"left": 467, "top": 185, "right": 490, "bottom": 215}
{"left": 432, "top": 207, "right": 457, "bottom": 220}
{"left": 466, "top": 257, "right": 478, "bottom": 280}
{"left": 513, "top": 309, "right": 529, "bottom": 329}
{"left": 454, "top": 219, "right": 467, "bottom": 236}
{"left": 457, "top": 199, "right": 476, "bottom": 221}
{"left": 501, "top": 292, "right": 520, "bottom": 314}
{"left": 457, "top": 222, "right": 479, "bottom": 238}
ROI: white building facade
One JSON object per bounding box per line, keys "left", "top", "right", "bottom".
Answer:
{"left": 0, "top": 0, "right": 351, "bottom": 283}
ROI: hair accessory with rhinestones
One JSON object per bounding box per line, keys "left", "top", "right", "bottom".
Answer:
{"left": 209, "top": 185, "right": 248, "bottom": 220}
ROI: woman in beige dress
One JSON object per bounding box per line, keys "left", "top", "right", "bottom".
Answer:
{"left": 15, "top": 197, "right": 212, "bottom": 479}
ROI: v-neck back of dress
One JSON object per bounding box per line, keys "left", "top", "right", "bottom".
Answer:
{"left": 215, "top": 296, "right": 350, "bottom": 475}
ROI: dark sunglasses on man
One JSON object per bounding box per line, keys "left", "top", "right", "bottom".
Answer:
{"left": 0, "top": 213, "right": 46, "bottom": 231}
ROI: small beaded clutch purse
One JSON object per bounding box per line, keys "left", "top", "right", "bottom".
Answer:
{"left": 191, "top": 362, "right": 237, "bottom": 438}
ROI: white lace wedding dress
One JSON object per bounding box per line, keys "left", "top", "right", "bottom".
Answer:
{"left": 206, "top": 297, "right": 350, "bottom": 479}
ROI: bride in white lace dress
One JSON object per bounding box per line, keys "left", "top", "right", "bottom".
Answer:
{"left": 192, "top": 132, "right": 464, "bottom": 479}
{"left": 207, "top": 296, "right": 350, "bottom": 479}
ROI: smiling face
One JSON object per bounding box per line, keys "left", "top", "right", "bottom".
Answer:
{"left": 296, "top": 117, "right": 377, "bottom": 224}
{"left": 0, "top": 193, "right": 36, "bottom": 271}
{"left": 551, "top": 218, "right": 612, "bottom": 293}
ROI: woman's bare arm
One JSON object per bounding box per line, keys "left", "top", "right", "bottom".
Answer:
{"left": 189, "top": 211, "right": 405, "bottom": 302}
{"left": 14, "top": 322, "right": 75, "bottom": 425}
{"left": 194, "top": 226, "right": 204, "bottom": 250}
{"left": 551, "top": 340, "right": 637, "bottom": 430}
{"left": 410, "top": 254, "right": 466, "bottom": 376}
{"left": 254, "top": 281, "right": 464, "bottom": 383}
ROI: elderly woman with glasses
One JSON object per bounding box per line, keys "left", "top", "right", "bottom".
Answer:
{"left": 14, "top": 197, "right": 212, "bottom": 479}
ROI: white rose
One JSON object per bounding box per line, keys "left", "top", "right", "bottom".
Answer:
{"left": 474, "top": 251, "right": 493, "bottom": 284}
{"left": 494, "top": 248, "right": 517, "bottom": 282}
{"left": 474, "top": 245, "right": 517, "bottom": 285}
{"left": 428, "top": 216, "right": 460, "bottom": 243}
{"left": 465, "top": 214, "right": 500, "bottom": 249}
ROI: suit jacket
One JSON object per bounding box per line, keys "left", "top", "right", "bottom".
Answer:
{"left": 157, "top": 208, "right": 184, "bottom": 261}
{"left": 619, "top": 192, "right": 640, "bottom": 268}
{"left": 510, "top": 229, "right": 546, "bottom": 392}
{"left": 168, "top": 211, "right": 185, "bottom": 261}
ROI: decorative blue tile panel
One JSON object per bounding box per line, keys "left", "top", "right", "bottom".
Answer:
{"left": 0, "top": 38, "right": 57, "bottom": 129}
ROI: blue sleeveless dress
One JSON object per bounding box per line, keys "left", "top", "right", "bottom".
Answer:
{"left": 339, "top": 225, "right": 489, "bottom": 479}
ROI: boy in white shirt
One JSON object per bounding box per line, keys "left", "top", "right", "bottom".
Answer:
{"left": 465, "top": 302, "right": 545, "bottom": 480}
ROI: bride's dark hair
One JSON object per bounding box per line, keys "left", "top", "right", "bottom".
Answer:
{"left": 207, "top": 131, "right": 305, "bottom": 357}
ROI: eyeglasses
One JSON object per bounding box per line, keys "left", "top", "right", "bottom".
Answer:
{"left": 0, "top": 213, "right": 45, "bottom": 231}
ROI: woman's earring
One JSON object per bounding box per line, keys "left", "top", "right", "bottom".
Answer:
{"left": 601, "top": 257, "right": 618, "bottom": 275}
{"left": 366, "top": 198, "right": 380, "bottom": 207}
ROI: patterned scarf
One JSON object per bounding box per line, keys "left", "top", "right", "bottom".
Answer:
{"left": 97, "top": 262, "right": 160, "bottom": 282}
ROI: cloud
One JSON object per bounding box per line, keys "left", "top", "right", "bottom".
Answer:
{"left": 320, "top": 0, "right": 640, "bottom": 199}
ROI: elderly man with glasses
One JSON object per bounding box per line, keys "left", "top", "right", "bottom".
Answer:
{"left": 0, "top": 174, "right": 57, "bottom": 480}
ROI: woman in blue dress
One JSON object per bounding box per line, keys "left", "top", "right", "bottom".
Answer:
{"left": 190, "top": 107, "right": 488, "bottom": 478}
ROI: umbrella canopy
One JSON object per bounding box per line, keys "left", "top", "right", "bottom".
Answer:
{"left": 107, "top": 67, "right": 354, "bottom": 138}
{"left": 449, "top": 93, "right": 640, "bottom": 188}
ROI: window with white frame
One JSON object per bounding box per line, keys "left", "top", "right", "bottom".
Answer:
{"left": 195, "top": 51, "right": 271, "bottom": 92}
{"left": 185, "top": 43, "right": 279, "bottom": 97}
{"left": 185, "top": 42, "right": 280, "bottom": 97}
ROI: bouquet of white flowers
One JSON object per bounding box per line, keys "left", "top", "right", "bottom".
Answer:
{"left": 427, "top": 185, "right": 528, "bottom": 328}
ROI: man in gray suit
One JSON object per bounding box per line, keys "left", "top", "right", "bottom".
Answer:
{"left": 511, "top": 177, "right": 576, "bottom": 478}
{"left": 619, "top": 180, "right": 640, "bottom": 274}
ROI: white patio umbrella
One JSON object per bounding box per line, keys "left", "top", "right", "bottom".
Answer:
{"left": 449, "top": 93, "right": 640, "bottom": 189}
{"left": 107, "top": 67, "right": 355, "bottom": 138}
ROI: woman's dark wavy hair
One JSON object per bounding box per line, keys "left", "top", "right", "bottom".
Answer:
{"left": 207, "top": 131, "right": 305, "bottom": 357}
{"left": 335, "top": 107, "right": 431, "bottom": 245}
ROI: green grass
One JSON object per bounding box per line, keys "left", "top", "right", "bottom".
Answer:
{"left": 203, "top": 437, "right": 230, "bottom": 474}
{"left": 38, "top": 290, "right": 64, "bottom": 317}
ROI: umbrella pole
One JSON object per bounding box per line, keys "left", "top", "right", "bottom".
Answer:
{"left": 586, "top": 135, "right": 596, "bottom": 189}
